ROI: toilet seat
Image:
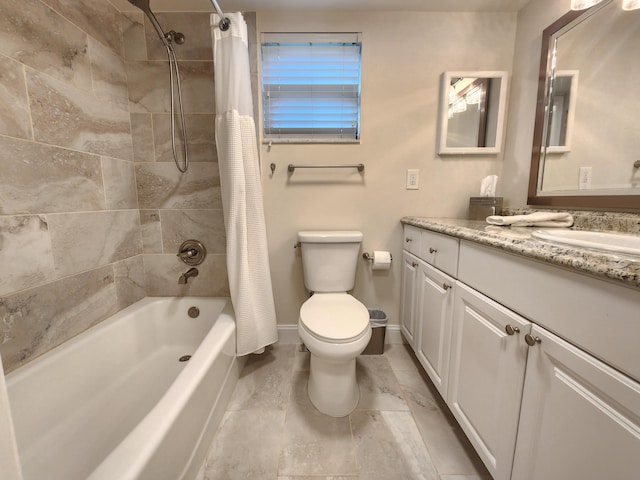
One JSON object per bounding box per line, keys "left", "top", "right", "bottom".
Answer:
{"left": 300, "top": 293, "right": 370, "bottom": 344}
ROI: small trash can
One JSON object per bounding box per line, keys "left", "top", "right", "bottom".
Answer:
{"left": 361, "top": 309, "right": 388, "bottom": 355}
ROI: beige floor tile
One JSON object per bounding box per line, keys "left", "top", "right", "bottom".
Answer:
{"left": 395, "top": 369, "right": 490, "bottom": 477}
{"left": 440, "top": 475, "right": 493, "bottom": 480}
{"left": 356, "top": 355, "right": 409, "bottom": 411}
{"left": 278, "top": 372, "right": 357, "bottom": 476}
{"left": 203, "top": 409, "right": 285, "bottom": 479}
{"left": 383, "top": 343, "right": 422, "bottom": 374}
{"left": 227, "top": 344, "right": 295, "bottom": 411}
{"left": 351, "top": 410, "right": 439, "bottom": 480}
{"left": 278, "top": 477, "right": 358, "bottom": 479}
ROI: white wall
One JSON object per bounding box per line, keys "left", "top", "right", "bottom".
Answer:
{"left": 500, "top": 0, "right": 568, "bottom": 206}
{"left": 257, "top": 11, "right": 516, "bottom": 326}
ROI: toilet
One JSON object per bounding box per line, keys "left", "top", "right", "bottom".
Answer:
{"left": 297, "top": 230, "right": 372, "bottom": 417}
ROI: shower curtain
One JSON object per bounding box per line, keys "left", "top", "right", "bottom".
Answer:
{"left": 211, "top": 13, "right": 278, "bottom": 355}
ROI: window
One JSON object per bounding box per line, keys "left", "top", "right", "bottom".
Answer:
{"left": 261, "top": 33, "right": 362, "bottom": 143}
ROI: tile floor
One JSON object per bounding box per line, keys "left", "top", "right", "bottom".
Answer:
{"left": 200, "top": 343, "right": 491, "bottom": 480}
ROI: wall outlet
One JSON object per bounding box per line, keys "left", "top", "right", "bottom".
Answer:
{"left": 406, "top": 169, "right": 419, "bottom": 190}
{"left": 578, "top": 166, "right": 592, "bottom": 190}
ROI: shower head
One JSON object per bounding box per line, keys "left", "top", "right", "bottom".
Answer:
{"left": 127, "top": 0, "right": 172, "bottom": 47}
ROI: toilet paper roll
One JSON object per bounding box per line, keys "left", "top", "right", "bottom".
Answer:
{"left": 371, "top": 251, "right": 392, "bottom": 270}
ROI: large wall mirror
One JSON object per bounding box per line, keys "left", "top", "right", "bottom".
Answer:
{"left": 438, "top": 71, "right": 508, "bottom": 155}
{"left": 528, "top": 0, "right": 640, "bottom": 209}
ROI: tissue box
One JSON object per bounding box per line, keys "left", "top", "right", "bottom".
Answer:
{"left": 468, "top": 197, "right": 503, "bottom": 220}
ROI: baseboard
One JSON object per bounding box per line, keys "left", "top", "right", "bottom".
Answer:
{"left": 277, "top": 324, "right": 404, "bottom": 345}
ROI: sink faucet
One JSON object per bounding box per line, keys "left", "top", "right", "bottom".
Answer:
{"left": 178, "top": 267, "right": 199, "bottom": 284}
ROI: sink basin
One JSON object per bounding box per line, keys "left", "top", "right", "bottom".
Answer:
{"left": 531, "top": 229, "right": 640, "bottom": 256}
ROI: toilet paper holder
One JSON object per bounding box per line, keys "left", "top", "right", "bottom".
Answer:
{"left": 362, "top": 252, "right": 393, "bottom": 262}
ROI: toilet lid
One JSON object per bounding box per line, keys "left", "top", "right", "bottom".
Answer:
{"left": 300, "top": 293, "right": 370, "bottom": 343}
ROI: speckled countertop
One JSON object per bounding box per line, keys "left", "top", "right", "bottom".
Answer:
{"left": 401, "top": 217, "right": 640, "bottom": 290}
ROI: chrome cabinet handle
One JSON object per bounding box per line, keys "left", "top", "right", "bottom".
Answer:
{"left": 429, "top": 247, "right": 437, "bottom": 254}
{"left": 442, "top": 283, "right": 452, "bottom": 291}
{"left": 505, "top": 324, "right": 520, "bottom": 336}
{"left": 525, "top": 334, "right": 542, "bottom": 346}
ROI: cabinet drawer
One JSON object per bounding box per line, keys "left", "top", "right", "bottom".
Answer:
{"left": 403, "top": 225, "right": 421, "bottom": 256}
{"left": 420, "top": 230, "right": 459, "bottom": 277}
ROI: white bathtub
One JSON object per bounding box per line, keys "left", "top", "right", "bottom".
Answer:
{"left": 6, "top": 297, "right": 239, "bottom": 480}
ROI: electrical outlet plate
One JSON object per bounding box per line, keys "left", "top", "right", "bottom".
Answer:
{"left": 578, "top": 166, "right": 592, "bottom": 190}
{"left": 406, "top": 169, "right": 419, "bottom": 190}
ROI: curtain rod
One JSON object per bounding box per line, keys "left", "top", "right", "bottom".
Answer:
{"left": 210, "top": 0, "right": 230, "bottom": 31}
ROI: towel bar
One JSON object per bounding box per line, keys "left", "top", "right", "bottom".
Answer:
{"left": 287, "top": 163, "right": 364, "bottom": 173}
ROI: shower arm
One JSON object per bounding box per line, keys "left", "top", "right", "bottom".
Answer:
{"left": 210, "top": 0, "right": 231, "bottom": 31}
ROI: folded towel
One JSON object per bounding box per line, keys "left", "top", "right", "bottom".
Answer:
{"left": 486, "top": 212, "right": 574, "bottom": 227}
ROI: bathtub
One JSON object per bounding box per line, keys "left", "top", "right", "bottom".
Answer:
{"left": 6, "top": 297, "right": 239, "bottom": 480}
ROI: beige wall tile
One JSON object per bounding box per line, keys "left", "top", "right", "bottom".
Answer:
{"left": 153, "top": 113, "right": 217, "bottom": 163}
{"left": 89, "top": 37, "right": 128, "bottom": 108}
{"left": 0, "top": 265, "right": 118, "bottom": 373}
{"left": 122, "top": 11, "right": 147, "bottom": 61}
{"left": 144, "top": 254, "right": 229, "bottom": 297}
{"left": 0, "top": 0, "right": 91, "bottom": 91}
{"left": 102, "top": 157, "right": 138, "bottom": 210}
{"left": 27, "top": 70, "right": 133, "bottom": 160}
{"left": 48, "top": 210, "right": 142, "bottom": 278}
{"left": 0, "top": 55, "right": 32, "bottom": 139}
{"left": 0, "top": 136, "right": 105, "bottom": 215}
{"left": 144, "top": 12, "right": 214, "bottom": 61}
{"left": 114, "top": 255, "right": 146, "bottom": 310}
{"left": 0, "top": 216, "right": 56, "bottom": 296}
{"left": 160, "top": 209, "right": 225, "bottom": 254}
{"left": 41, "top": 0, "right": 123, "bottom": 55}
{"left": 131, "top": 113, "right": 155, "bottom": 162}
{"left": 135, "top": 162, "right": 221, "bottom": 209}
{"left": 139, "top": 210, "right": 163, "bottom": 253}
{"left": 127, "top": 60, "right": 214, "bottom": 113}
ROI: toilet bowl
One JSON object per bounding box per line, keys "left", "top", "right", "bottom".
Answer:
{"left": 298, "top": 292, "right": 371, "bottom": 417}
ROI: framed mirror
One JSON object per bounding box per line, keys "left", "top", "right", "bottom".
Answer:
{"left": 437, "top": 71, "right": 508, "bottom": 155}
{"left": 528, "top": 0, "right": 640, "bottom": 209}
{"left": 546, "top": 70, "right": 579, "bottom": 153}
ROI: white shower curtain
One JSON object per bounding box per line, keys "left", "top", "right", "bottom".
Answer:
{"left": 211, "top": 13, "right": 278, "bottom": 355}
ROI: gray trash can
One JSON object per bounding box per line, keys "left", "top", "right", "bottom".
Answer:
{"left": 361, "top": 309, "right": 388, "bottom": 355}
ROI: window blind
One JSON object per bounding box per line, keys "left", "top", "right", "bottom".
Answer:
{"left": 261, "top": 33, "right": 362, "bottom": 143}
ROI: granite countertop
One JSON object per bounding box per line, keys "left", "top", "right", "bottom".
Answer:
{"left": 401, "top": 217, "right": 640, "bottom": 290}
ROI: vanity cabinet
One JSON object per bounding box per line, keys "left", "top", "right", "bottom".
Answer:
{"left": 448, "top": 281, "right": 531, "bottom": 480}
{"left": 401, "top": 223, "right": 640, "bottom": 480}
{"left": 402, "top": 226, "right": 459, "bottom": 398}
{"left": 414, "top": 261, "right": 455, "bottom": 398}
{"left": 512, "top": 324, "right": 640, "bottom": 479}
{"left": 400, "top": 250, "right": 420, "bottom": 347}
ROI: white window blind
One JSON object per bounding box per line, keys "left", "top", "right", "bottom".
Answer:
{"left": 261, "top": 33, "right": 362, "bottom": 143}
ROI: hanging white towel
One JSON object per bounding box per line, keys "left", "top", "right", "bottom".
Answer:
{"left": 212, "top": 13, "right": 278, "bottom": 356}
{"left": 486, "top": 212, "right": 574, "bottom": 227}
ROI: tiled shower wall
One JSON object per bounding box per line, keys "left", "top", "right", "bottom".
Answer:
{"left": 122, "top": 10, "right": 229, "bottom": 297}
{"left": 0, "top": 1, "right": 228, "bottom": 373}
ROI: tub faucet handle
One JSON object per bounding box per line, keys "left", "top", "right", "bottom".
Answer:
{"left": 177, "top": 239, "right": 206, "bottom": 266}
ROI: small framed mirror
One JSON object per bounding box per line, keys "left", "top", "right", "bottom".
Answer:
{"left": 546, "top": 70, "right": 579, "bottom": 153}
{"left": 437, "top": 71, "right": 509, "bottom": 155}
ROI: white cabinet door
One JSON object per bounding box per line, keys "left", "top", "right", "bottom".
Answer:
{"left": 512, "top": 325, "right": 640, "bottom": 480}
{"left": 415, "top": 261, "right": 455, "bottom": 399}
{"left": 448, "top": 282, "right": 531, "bottom": 480}
{"left": 400, "top": 250, "right": 419, "bottom": 347}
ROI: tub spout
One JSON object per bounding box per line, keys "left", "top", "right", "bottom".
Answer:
{"left": 179, "top": 267, "right": 199, "bottom": 284}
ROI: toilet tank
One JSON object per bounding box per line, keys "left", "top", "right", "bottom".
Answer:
{"left": 298, "top": 231, "right": 363, "bottom": 293}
